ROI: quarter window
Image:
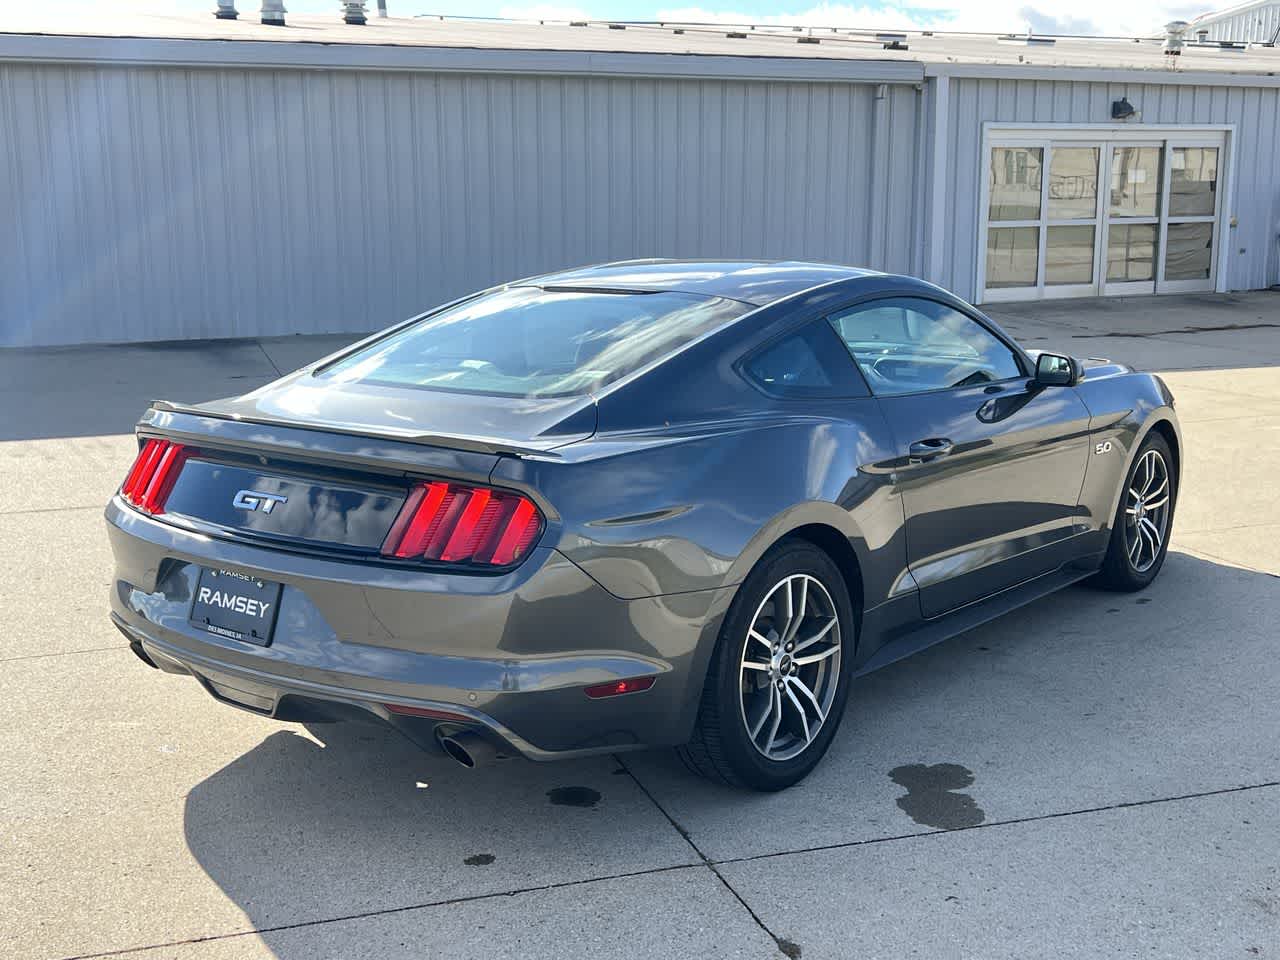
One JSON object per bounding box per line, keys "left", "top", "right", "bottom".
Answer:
{"left": 827, "top": 298, "right": 1023, "bottom": 396}
{"left": 742, "top": 320, "right": 867, "bottom": 398}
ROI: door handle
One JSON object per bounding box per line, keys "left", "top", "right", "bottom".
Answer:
{"left": 908, "top": 438, "right": 954, "bottom": 463}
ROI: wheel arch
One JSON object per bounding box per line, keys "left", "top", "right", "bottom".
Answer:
{"left": 724, "top": 509, "right": 868, "bottom": 658}
{"left": 1147, "top": 416, "right": 1181, "bottom": 487}
{"left": 782, "top": 523, "right": 865, "bottom": 638}
{"left": 1093, "top": 406, "right": 1182, "bottom": 548}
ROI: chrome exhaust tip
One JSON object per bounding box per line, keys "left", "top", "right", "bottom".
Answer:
{"left": 436, "top": 729, "right": 498, "bottom": 769}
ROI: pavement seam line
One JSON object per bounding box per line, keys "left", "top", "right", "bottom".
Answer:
{"left": 713, "top": 778, "right": 1280, "bottom": 869}
{"left": 43, "top": 778, "right": 1280, "bottom": 959}
{"left": 612, "top": 754, "right": 798, "bottom": 960}
{"left": 255, "top": 340, "right": 284, "bottom": 377}
{"left": 56, "top": 862, "right": 705, "bottom": 960}
{"left": 0, "top": 644, "right": 128, "bottom": 664}
{"left": 1176, "top": 518, "right": 1280, "bottom": 533}
{"left": 0, "top": 503, "right": 104, "bottom": 517}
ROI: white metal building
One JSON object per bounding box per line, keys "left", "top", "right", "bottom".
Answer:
{"left": 1187, "top": 1, "right": 1280, "bottom": 43}
{"left": 1, "top": 11, "right": 1278, "bottom": 347}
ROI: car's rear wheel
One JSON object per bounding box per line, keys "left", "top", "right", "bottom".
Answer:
{"left": 678, "top": 539, "right": 855, "bottom": 790}
{"left": 1094, "top": 431, "right": 1177, "bottom": 591}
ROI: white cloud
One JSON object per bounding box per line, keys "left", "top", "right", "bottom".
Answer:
{"left": 496, "top": 2, "right": 593, "bottom": 19}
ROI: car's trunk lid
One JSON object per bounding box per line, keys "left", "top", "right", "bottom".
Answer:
{"left": 176, "top": 370, "right": 598, "bottom": 455}
{"left": 131, "top": 376, "right": 594, "bottom": 558}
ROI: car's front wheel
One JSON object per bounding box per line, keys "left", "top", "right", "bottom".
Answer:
{"left": 678, "top": 539, "right": 855, "bottom": 790}
{"left": 1094, "top": 430, "right": 1177, "bottom": 591}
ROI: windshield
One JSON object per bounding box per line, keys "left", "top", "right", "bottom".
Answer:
{"left": 317, "top": 287, "right": 749, "bottom": 399}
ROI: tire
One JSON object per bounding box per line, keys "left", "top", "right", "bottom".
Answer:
{"left": 677, "top": 538, "right": 856, "bottom": 791}
{"left": 1093, "top": 430, "right": 1177, "bottom": 591}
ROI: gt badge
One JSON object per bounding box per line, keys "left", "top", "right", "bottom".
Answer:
{"left": 232, "top": 490, "right": 288, "bottom": 513}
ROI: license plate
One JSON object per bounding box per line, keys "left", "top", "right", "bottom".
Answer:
{"left": 189, "top": 567, "right": 283, "bottom": 647}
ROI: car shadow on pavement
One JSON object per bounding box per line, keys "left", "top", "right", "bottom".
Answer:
{"left": 180, "top": 550, "right": 1279, "bottom": 958}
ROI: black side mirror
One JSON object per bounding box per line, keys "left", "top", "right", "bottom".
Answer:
{"left": 1034, "top": 352, "right": 1079, "bottom": 387}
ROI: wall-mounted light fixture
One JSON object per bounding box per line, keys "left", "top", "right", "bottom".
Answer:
{"left": 1111, "top": 97, "right": 1137, "bottom": 120}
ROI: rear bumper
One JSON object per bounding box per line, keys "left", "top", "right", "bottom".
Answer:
{"left": 106, "top": 497, "right": 733, "bottom": 760}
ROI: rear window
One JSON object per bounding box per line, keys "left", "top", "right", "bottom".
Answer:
{"left": 318, "top": 287, "right": 749, "bottom": 398}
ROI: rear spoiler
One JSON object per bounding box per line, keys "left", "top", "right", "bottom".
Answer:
{"left": 143, "top": 401, "right": 563, "bottom": 461}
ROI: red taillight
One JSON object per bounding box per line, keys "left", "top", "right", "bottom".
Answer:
{"left": 120, "top": 439, "right": 189, "bottom": 515}
{"left": 584, "top": 676, "right": 657, "bottom": 699}
{"left": 381, "top": 481, "right": 543, "bottom": 567}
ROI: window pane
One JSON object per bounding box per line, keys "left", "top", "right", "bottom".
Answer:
{"left": 1165, "top": 222, "right": 1214, "bottom": 280}
{"left": 1109, "top": 146, "right": 1162, "bottom": 218}
{"left": 1046, "top": 225, "right": 1095, "bottom": 286}
{"left": 1106, "top": 223, "right": 1157, "bottom": 282}
{"left": 830, "top": 306, "right": 908, "bottom": 343}
{"left": 1048, "top": 147, "right": 1099, "bottom": 220}
{"left": 1169, "top": 147, "right": 1218, "bottom": 217}
{"left": 986, "top": 226, "right": 1039, "bottom": 288}
{"left": 320, "top": 287, "right": 748, "bottom": 398}
{"left": 829, "top": 297, "right": 1023, "bottom": 397}
{"left": 742, "top": 321, "right": 864, "bottom": 397}
{"left": 989, "top": 147, "right": 1043, "bottom": 221}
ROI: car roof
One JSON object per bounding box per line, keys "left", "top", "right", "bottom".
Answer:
{"left": 523, "top": 260, "right": 882, "bottom": 307}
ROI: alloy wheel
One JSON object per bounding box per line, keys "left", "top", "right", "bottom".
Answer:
{"left": 1124, "top": 448, "right": 1171, "bottom": 574}
{"left": 738, "top": 573, "right": 842, "bottom": 762}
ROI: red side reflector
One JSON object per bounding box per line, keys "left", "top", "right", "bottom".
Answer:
{"left": 383, "top": 702, "right": 475, "bottom": 723}
{"left": 584, "top": 676, "right": 657, "bottom": 699}
{"left": 119, "top": 439, "right": 190, "bottom": 515}
{"left": 381, "top": 481, "right": 544, "bottom": 567}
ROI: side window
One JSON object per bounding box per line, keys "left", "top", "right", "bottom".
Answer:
{"left": 742, "top": 319, "right": 867, "bottom": 398}
{"left": 828, "top": 297, "right": 1024, "bottom": 396}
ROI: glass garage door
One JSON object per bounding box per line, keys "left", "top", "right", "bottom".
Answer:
{"left": 981, "top": 132, "right": 1224, "bottom": 302}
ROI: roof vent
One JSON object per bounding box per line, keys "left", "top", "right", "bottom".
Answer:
{"left": 214, "top": 1, "right": 238, "bottom": 19}
{"left": 1164, "top": 20, "right": 1188, "bottom": 55}
{"left": 260, "top": 0, "right": 285, "bottom": 26}
{"left": 726, "top": 30, "right": 747, "bottom": 38}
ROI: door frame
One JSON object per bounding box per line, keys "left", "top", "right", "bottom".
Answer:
{"left": 976, "top": 123, "right": 1236, "bottom": 304}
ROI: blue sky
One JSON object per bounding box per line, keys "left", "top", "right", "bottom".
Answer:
{"left": 97, "top": 1, "right": 1218, "bottom": 38}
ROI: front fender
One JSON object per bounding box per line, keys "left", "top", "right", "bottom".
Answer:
{"left": 1075, "top": 370, "right": 1181, "bottom": 539}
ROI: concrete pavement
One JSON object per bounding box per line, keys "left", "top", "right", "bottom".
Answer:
{"left": 1, "top": 293, "right": 1277, "bottom": 959}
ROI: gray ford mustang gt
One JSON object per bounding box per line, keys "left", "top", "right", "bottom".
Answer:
{"left": 107, "top": 261, "right": 1180, "bottom": 790}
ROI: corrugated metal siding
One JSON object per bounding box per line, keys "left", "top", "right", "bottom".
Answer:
{"left": 0, "top": 63, "right": 921, "bottom": 347}
{"left": 938, "top": 77, "right": 1280, "bottom": 301}
{"left": 1192, "top": 3, "right": 1280, "bottom": 43}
